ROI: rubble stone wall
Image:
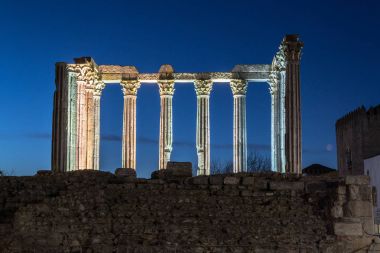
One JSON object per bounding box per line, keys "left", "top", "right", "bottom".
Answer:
{"left": 0, "top": 171, "right": 376, "bottom": 252}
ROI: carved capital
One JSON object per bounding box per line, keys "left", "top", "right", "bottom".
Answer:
{"left": 272, "top": 44, "right": 286, "bottom": 72}
{"left": 194, "top": 80, "right": 213, "bottom": 96}
{"left": 283, "top": 35, "right": 303, "bottom": 62}
{"left": 158, "top": 80, "right": 175, "bottom": 96}
{"left": 230, "top": 79, "right": 248, "bottom": 96}
{"left": 67, "top": 62, "right": 100, "bottom": 89}
{"left": 268, "top": 71, "right": 279, "bottom": 95}
{"left": 121, "top": 80, "right": 141, "bottom": 96}
{"left": 93, "top": 81, "right": 106, "bottom": 97}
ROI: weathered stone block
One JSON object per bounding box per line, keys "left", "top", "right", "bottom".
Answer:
{"left": 209, "top": 176, "right": 224, "bottom": 185}
{"left": 167, "top": 161, "right": 192, "bottom": 170}
{"left": 150, "top": 164, "right": 192, "bottom": 179}
{"left": 345, "top": 201, "right": 373, "bottom": 217}
{"left": 224, "top": 176, "right": 240, "bottom": 185}
{"left": 337, "top": 185, "right": 346, "bottom": 195}
{"left": 362, "top": 217, "right": 374, "bottom": 234}
{"left": 115, "top": 168, "right": 136, "bottom": 178}
{"left": 35, "top": 170, "right": 52, "bottom": 176}
{"left": 345, "top": 176, "right": 370, "bottom": 185}
{"left": 191, "top": 176, "right": 209, "bottom": 185}
{"left": 242, "top": 177, "right": 254, "bottom": 185}
{"left": 359, "top": 185, "right": 372, "bottom": 201}
{"left": 334, "top": 222, "right": 363, "bottom": 236}
{"left": 270, "top": 181, "right": 304, "bottom": 191}
{"left": 240, "top": 190, "right": 253, "bottom": 197}
{"left": 254, "top": 179, "right": 269, "bottom": 190}
{"left": 169, "top": 167, "right": 192, "bottom": 178}
{"left": 305, "top": 181, "right": 327, "bottom": 193}
{"left": 348, "top": 185, "right": 360, "bottom": 200}
{"left": 331, "top": 205, "right": 343, "bottom": 218}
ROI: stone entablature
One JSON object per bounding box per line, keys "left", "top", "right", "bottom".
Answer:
{"left": 52, "top": 34, "right": 303, "bottom": 175}
{"left": 99, "top": 65, "right": 271, "bottom": 83}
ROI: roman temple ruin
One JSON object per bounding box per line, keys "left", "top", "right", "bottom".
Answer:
{"left": 52, "top": 34, "right": 303, "bottom": 174}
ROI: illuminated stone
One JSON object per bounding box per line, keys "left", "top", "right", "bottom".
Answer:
{"left": 121, "top": 79, "right": 140, "bottom": 170}
{"left": 51, "top": 34, "right": 303, "bottom": 174}
{"left": 230, "top": 79, "right": 248, "bottom": 173}
{"left": 158, "top": 78, "right": 175, "bottom": 170}
{"left": 194, "top": 80, "right": 213, "bottom": 175}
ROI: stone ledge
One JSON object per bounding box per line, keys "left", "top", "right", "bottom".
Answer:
{"left": 334, "top": 222, "right": 363, "bottom": 236}
{"left": 345, "top": 201, "right": 373, "bottom": 217}
{"left": 115, "top": 168, "right": 136, "bottom": 178}
{"left": 270, "top": 181, "right": 304, "bottom": 191}
{"left": 345, "top": 176, "right": 370, "bottom": 185}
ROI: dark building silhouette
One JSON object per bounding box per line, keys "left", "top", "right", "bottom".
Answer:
{"left": 302, "top": 164, "right": 335, "bottom": 176}
{"left": 336, "top": 105, "right": 380, "bottom": 176}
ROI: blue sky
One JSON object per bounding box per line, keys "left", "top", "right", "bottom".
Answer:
{"left": 0, "top": 0, "right": 379, "bottom": 177}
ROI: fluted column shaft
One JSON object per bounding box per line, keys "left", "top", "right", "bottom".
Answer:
{"left": 268, "top": 70, "right": 284, "bottom": 173}
{"left": 93, "top": 95, "right": 101, "bottom": 170}
{"left": 283, "top": 35, "right": 303, "bottom": 174}
{"left": 158, "top": 80, "right": 175, "bottom": 170}
{"left": 230, "top": 79, "right": 248, "bottom": 173}
{"left": 270, "top": 89, "right": 278, "bottom": 172}
{"left": 77, "top": 81, "right": 87, "bottom": 170}
{"left": 86, "top": 89, "right": 95, "bottom": 169}
{"left": 121, "top": 80, "right": 141, "bottom": 170}
{"left": 194, "top": 80, "right": 213, "bottom": 175}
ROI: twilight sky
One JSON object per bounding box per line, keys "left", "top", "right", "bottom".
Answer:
{"left": 0, "top": 0, "right": 379, "bottom": 177}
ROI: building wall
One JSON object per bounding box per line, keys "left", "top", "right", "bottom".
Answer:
{"left": 364, "top": 106, "right": 380, "bottom": 159}
{"left": 0, "top": 171, "right": 375, "bottom": 252}
{"left": 336, "top": 105, "right": 380, "bottom": 176}
{"left": 365, "top": 155, "right": 380, "bottom": 225}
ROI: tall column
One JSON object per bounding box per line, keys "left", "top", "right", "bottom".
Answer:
{"left": 77, "top": 79, "right": 88, "bottom": 170}
{"left": 158, "top": 80, "right": 175, "bottom": 170}
{"left": 194, "top": 80, "right": 213, "bottom": 175}
{"left": 121, "top": 80, "right": 141, "bottom": 169}
{"left": 283, "top": 35, "right": 303, "bottom": 174}
{"left": 92, "top": 81, "right": 105, "bottom": 170}
{"left": 268, "top": 73, "right": 279, "bottom": 172}
{"left": 230, "top": 79, "right": 248, "bottom": 173}
{"left": 86, "top": 89, "right": 95, "bottom": 169}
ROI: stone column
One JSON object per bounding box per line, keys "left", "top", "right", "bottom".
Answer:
{"left": 194, "top": 80, "right": 213, "bottom": 175}
{"left": 92, "top": 81, "right": 105, "bottom": 170}
{"left": 283, "top": 35, "right": 303, "bottom": 174}
{"left": 86, "top": 88, "right": 95, "bottom": 169}
{"left": 268, "top": 73, "right": 279, "bottom": 172}
{"left": 77, "top": 79, "right": 88, "bottom": 170}
{"left": 230, "top": 79, "right": 248, "bottom": 173}
{"left": 121, "top": 80, "right": 141, "bottom": 170}
{"left": 158, "top": 80, "right": 175, "bottom": 170}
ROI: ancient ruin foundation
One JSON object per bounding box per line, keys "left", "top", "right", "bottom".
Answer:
{"left": 52, "top": 35, "right": 303, "bottom": 174}
{"left": 0, "top": 171, "right": 376, "bottom": 252}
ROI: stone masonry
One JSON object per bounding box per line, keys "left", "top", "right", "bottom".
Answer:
{"left": 336, "top": 105, "right": 380, "bottom": 176}
{"left": 0, "top": 171, "right": 377, "bottom": 252}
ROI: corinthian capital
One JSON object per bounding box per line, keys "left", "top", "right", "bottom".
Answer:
{"left": 283, "top": 34, "right": 303, "bottom": 62}
{"left": 271, "top": 44, "right": 286, "bottom": 72}
{"left": 121, "top": 80, "right": 141, "bottom": 96}
{"left": 230, "top": 79, "right": 248, "bottom": 96}
{"left": 268, "top": 72, "right": 279, "bottom": 95}
{"left": 158, "top": 80, "right": 175, "bottom": 96}
{"left": 93, "top": 81, "right": 106, "bottom": 97}
{"left": 194, "top": 80, "right": 213, "bottom": 96}
{"left": 67, "top": 61, "right": 99, "bottom": 89}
